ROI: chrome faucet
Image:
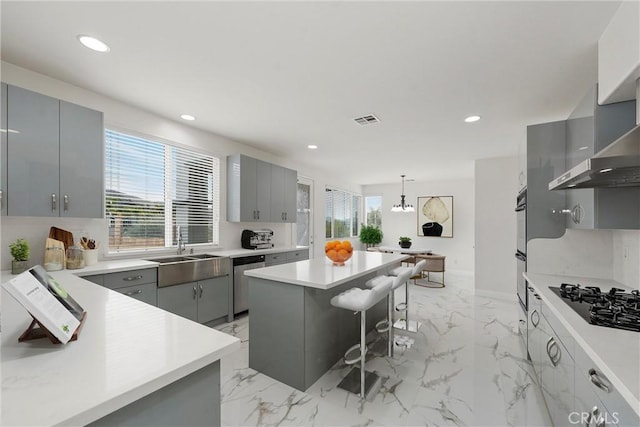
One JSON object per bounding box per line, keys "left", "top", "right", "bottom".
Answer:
{"left": 177, "top": 226, "right": 186, "bottom": 255}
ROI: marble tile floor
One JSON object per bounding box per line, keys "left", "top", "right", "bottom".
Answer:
{"left": 214, "top": 273, "right": 551, "bottom": 427}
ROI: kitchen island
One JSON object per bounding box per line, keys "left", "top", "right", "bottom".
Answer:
{"left": 1, "top": 270, "right": 240, "bottom": 426}
{"left": 245, "top": 250, "right": 407, "bottom": 391}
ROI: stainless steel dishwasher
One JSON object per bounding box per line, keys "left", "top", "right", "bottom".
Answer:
{"left": 233, "top": 254, "right": 266, "bottom": 315}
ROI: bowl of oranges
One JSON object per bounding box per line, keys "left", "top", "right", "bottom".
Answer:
{"left": 325, "top": 240, "right": 354, "bottom": 266}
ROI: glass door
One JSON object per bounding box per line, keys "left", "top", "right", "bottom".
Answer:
{"left": 296, "top": 176, "right": 314, "bottom": 258}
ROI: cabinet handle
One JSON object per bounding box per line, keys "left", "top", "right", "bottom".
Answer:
{"left": 193, "top": 286, "right": 197, "bottom": 299}
{"left": 253, "top": 210, "right": 256, "bottom": 220}
{"left": 199, "top": 284, "right": 203, "bottom": 298}
{"left": 122, "top": 275, "right": 143, "bottom": 282}
{"left": 571, "top": 204, "right": 585, "bottom": 224}
{"left": 588, "top": 369, "right": 611, "bottom": 393}
{"left": 585, "top": 406, "right": 606, "bottom": 427}
{"left": 0, "top": 189, "right": 3, "bottom": 210}
{"left": 63, "top": 194, "right": 69, "bottom": 211}
{"left": 531, "top": 309, "right": 539, "bottom": 327}
{"left": 257, "top": 210, "right": 260, "bottom": 220}
{"left": 51, "top": 194, "right": 57, "bottom": 211}
{"left": 546, "top": 336, "right": 561, "bottom": 367}
{"left": 124, "top": 289, "right": 142, "bottom": 296}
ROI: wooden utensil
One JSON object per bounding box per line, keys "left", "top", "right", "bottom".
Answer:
{"left": 49, "top": 227, "right": 74, "bottom": 251}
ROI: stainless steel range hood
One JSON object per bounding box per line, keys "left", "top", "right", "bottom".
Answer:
{"left": 549, "top": 123, "right": 640, "bottom": 190}
{"left": 549, "top": 79, "right": 640, "bottom": 191}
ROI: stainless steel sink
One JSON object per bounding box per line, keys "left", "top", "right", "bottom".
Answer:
{"left": 145, "top": 255, "right": 230, "bottom": 287}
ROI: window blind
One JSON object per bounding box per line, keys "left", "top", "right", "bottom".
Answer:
{"left": 105, "top": 129, "right": 219, "bottom": 252}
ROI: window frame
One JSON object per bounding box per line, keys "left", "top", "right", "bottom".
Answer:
{"left": 364, "top": 194, "right": 383, "bottom": 228}
{"left": 325, "top": 186, "right": 362, "bottom": 240}
{"left": 104, "top": 126, "right": 221, "bottom": 254}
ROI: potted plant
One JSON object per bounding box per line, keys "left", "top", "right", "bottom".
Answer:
{"left": 9, "top": 238, "right": 30, "bottom": 274}
{"left": 399, "top": 236, "right": 412, "bottom": 249}
{"left": 359, "top": 224, "right": 383, "bottom": 248}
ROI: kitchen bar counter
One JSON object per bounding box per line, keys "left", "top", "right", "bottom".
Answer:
{"left": 524, "top": 272, "right": 639, "bottom": 417}
{"left": 245, "top": 250, "right": 407, "bottom": 289}
{"left": 247, "top": 251, "right": 407, "bottom": 391}
{"left": 1, "top": 270, "right": 240, "bottom": 426}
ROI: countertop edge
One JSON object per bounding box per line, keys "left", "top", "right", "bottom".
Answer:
{"left": 66, "top": 339, "right": 241, "bottom": 426}
{"left": 524, "top": 272, "right": 640, "bottom": 417}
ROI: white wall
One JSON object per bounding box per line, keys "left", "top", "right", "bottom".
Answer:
{"left": 528, "top": 228, "right": 640, "bottom": 291}
{"left": 613, "top": 230, "right": 640, "bottom": 290}
{"left": 474, "top": 156, "right": 518, "bottom": 297}
{"left": 0, "top": 62, "right": 360, "bottom": 269}
{"left": 363, "top": 178, "right": 475, "bottom": 274}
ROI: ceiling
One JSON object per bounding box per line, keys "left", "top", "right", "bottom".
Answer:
{"left": 0, "top": 1, "right": 622, "bottom": 185}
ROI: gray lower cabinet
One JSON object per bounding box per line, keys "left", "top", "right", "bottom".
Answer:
{"left": 265, "top": 249, "right": 309, "bottom": 267}
{"left": 4, "top": 84, "right": 104, "bottom": 218}
{"left": 1, "top": 83, "right": 7, "bottom": 216}
{"left": 157, "top": 276, "right": 229, "bottom": 324}
{"left": 82, "top": 268, "right": 158, "bottom": 306}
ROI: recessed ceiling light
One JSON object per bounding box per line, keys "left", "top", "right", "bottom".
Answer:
{"left": 307, "top": 145, "right": 318, "bottom": 150}
{"left": 578, "top": 146, "right": 589, "bottom": 151}
{"left": 464, "top": 115, "right": 481, "bottom": 123}
{"left": 77, "top": 35, "right": 110, "bottom": 53}
{"left": 180, "top": 114, "right": 196, "bottom": 121}
{"left": 599, "top": 168, "right": 613, "bottom": 173}
{"left": 568, "top": 184, "right": 577, "bottom": 188}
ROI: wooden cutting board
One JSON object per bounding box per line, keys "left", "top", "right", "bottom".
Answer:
{"left": 49, "top": 227, "right": 74, "bottom": 250}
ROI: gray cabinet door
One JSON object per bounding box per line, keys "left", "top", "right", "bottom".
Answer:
{"left": 255, "top": 159, "right": 271, "bottom": 221}
{"left": 270, "top": 164, "right": 285, "bottom": 222}
{"left": 59, "top": 101, "right": 104, "bottom": 218}
{"left": 197, "top": 277, "right": 229, "bottom": 324}
{"left": 7, "top": 85, "right": 60, "bottom": 216}
{"left": 238, "top": 155, "right": 257, "bottom": 221}
{"left": 527, "top": 121, "right": 566, "bottom": 241}
{"left": 283, "top": 167, "right": 297, "bottom": 223}
{"left": 1, "top": 83, "right": 7, "bottom": 216}
{"left": 158, "top": 282, "right": 198, "bottom": 322}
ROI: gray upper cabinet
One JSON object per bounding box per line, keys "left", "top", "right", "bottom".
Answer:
{"left": 1, "top": 83, "right": 7, "bottom": 216}
{"left": 7, "top": 85, "right": 60, "bottom": 217}
{"left": 59, "top": 101, "right": 104, "bottom": 218}
{"left": 270, "top": 164, "right": 297, "bottom": 223}
{"left": 227, "top": 154, "right": 297, "bottom": 223}
{"left": 5, "top": 84, "right": 104, "bottom": 218}
{"left": 526, "top": 120, "right": 567, "bottom": 242}
{"left": 227, "top": 154, "right": 271, "bottom": 222}
{"left": 563, "top": 86, "right": 639, "bottom": 230}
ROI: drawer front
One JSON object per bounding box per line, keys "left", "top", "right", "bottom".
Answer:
{"left": 574, "top": 346, "right": 639, "bottom": 427}
{"left": 541, "top": 301, "right": 575, "bottom": 360}
{"left": 115, "top": 282, "right": 157, "bottom": 306}
{"left": 265, "top": 253, "right": 287, "bottom": 266}
{"left": 82, "top": 274, "right": 103, "bottom": 286}
{"left": 103, "top": 268, "right": 157, "bottom": 289}
{"left": 286, "top": 249, "right": 309, "bottom": 262}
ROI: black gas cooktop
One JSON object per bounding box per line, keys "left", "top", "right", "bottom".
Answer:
{"left": 549, "top": 283, "right": 640, "bottom": 332}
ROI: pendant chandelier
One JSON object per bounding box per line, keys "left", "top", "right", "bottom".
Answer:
{"left": 391, "top": 175, "right": 415, "bottom": 212}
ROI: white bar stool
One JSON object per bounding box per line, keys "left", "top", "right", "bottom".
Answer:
{"left": 365, "top": 271, "right": 412, "bottom": 357}
{"left": 387, "top": 259, "right": 426, "bottom": 333}
{"left": 330, "top": 278, "right": 393, "bottom": 400}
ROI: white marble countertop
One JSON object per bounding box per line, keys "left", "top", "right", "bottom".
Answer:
{"left": 245, "top": 250, "right": 408, "bottom": 290}
{"left": 524, "top": 272, "right": 639, "bottom": 416}
{"left": 1, "top": 270, "right": 241, "bottom": 426}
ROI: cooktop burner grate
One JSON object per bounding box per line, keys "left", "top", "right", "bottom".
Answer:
{"left": 549, "top": 284, "right": 640, "bottom": 332}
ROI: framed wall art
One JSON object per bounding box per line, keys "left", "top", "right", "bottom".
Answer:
{"left": 417, "top": 196, "right": 453, "bottom": 238}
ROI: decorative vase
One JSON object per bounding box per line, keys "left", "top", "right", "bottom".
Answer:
{"left": 399, "top": 241, "right": 412, "bottom": 249}
{"left": 11, "top": 260, "right": 28, "bottom": 274}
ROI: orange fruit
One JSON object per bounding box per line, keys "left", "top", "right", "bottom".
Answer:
{"left": 326, "top": 249, "right": 338, "bottom": 260}
{"left": 338, "top": 249, "right": 349, "bottom": 260}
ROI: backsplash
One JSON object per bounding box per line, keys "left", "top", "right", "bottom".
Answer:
{"left": 0, "top": 216, "right": 294, "bottom": 271}
{"left": 528, "top": 228, "right": 640, "bottom": 290}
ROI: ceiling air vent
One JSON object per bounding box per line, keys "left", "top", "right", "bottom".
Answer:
{"left": 353, "top": 114, "right": 380, "bottom": 126}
